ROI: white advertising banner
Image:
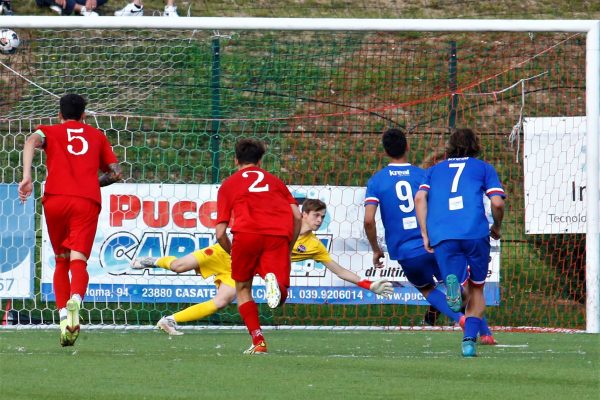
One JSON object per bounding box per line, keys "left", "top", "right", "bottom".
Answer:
{"left": 0, "top": 184, "right": 35, "bottom": 299}
{"left": 41, "top": 183, "right": 500, "bottom": 305}
{"left": 524, "top": 116, "right": 586, "bottom": 234}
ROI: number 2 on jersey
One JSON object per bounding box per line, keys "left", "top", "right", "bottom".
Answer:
{"left": 66, "top": 128, "right": 89, "bottom": 156}
{"left": 242, "top": 170, "right": 270, "bottom": 192}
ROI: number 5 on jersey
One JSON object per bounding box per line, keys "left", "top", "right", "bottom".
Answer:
{"left": 67, "top": 128, "right": 89, "bottom": 155}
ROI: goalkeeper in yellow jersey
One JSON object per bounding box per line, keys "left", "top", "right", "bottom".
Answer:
{"left": 131, "top": 198, "right": 393, "bottom": 335}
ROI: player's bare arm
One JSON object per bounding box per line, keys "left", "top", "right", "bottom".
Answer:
{"left": 490, "top": 196, "right": 505, "bottom": 240}
{"left": 323, "top": 260, "right": 361, "bottom": 284}
{"left": 363, "top": 204, "right": 384, "bottom": 267}
{"left": 414, "top": 190, "right": 433, "bottom": 253}
{"left": 215, "top": 222, "right": 231, "bottom": 254}
{"left": 18, "top": 133, "right": 45, "bottom": 203}
{"left": 99, "top": 163, "right": 122, "bottom": 187}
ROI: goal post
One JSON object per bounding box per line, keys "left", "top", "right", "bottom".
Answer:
{"left": 0, "top": 16, "right": 598, "bottom": 332}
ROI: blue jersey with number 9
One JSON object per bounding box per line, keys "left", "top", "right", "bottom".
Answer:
{"left": 365, "top": 163, "right": 427, "bottom": 261}
{"left": 418, "top": 157, "right": 505, "bottom": 246}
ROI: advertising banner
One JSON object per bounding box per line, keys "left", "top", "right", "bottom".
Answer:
{"left": 524, "top": 116, "right": 586, "bottom": 234}
{"left": 0, "top": 184, "right": 35, "bottom": 299}
{"left": 41, "top": 183, "right": 500, "bottom": 305}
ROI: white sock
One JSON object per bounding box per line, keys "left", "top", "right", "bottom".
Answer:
{"left": 59, "top": 308, "right": 67, "bottom": 320}
{"left": 71, "top": 294, "right": 82, "bottom": 305}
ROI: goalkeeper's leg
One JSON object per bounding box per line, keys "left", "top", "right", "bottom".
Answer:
{"left": 131, "top": 252, "right": 198, "bottom": 273}
{"left": 171, "top": 284, "right": 236, "bottom": 323}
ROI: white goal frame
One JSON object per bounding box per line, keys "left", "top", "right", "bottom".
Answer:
{"left": 1, "top": 16, "right": 599, "bottom": 333}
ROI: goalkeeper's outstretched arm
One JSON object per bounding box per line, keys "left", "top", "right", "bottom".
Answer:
{"left": 323, "top": 260, "right": 393, "bottom": 297}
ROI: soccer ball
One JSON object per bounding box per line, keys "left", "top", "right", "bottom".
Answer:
{"left": 0, "top": 29, "right": 19, "bottom": 54}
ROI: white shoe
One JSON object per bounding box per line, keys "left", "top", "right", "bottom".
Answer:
{"left": 264, "top": 273, "right": 281, "bottom": 309}
{"left": 80, "top": 6, "right": 98, "bottom": 16}
{"left": 163, "top": 5, "right": 179, "bottom": 17}
{"left": 49, "top": 5, "right": 62, "bottom": 15}
{"left": 131, "top": 256, "right": 158, "bottom": 270}
{"left": 65, "top": 299, "right": 81, "bottom": 345}
{"left": 114, "top": 3, "right": 143, "bottom": 16}
{"left": 157, "top": 316, "right": 183, "bottom": 336}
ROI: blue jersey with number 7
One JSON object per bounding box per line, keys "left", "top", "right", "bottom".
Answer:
{"left": 364, "top": 163, "right": 428, "bottom": 261}
{"left": 418, "top": 157, "right": 505, "bottom": 246}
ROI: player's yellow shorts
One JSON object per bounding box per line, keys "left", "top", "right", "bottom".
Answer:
{"left": 192, "top": 245, "right": 235, "bottom": 288}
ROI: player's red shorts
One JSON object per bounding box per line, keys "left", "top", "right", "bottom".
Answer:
{"left": 230, "top": 232, "right": 291, "bottom": 288}
{"left": 42, "top": 194, "right": 101, "bottom": 259}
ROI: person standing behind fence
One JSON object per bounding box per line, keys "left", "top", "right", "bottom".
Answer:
{"left": 215, "top": 138, "right": 302, "bottom": 354}
{"left": 415, "top": 127, "right": 505, "bottom": 357}
{"left": 18, "top": 93, "right": 122, "bottom": 347}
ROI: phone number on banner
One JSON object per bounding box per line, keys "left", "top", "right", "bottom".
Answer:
{"left": 41, "top": 283, "right": 499, "bottom": 305}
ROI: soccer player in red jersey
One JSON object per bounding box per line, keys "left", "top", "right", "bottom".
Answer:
{"left": 18, "top": 94, "right": 122, "bottom": 347}
{"left": 215, "top": 138, "right": 302, "bottom": 354}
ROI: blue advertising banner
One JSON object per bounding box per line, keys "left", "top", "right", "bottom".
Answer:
{"left": 41, "top": 282, "right": 500, "bottom": 305}
{"left": 0, "top": 184, "right": 35, "bottom": 299}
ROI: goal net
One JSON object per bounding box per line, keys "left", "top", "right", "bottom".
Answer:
{"left": 1, "top": 18, "right": 598, "bottom": 332}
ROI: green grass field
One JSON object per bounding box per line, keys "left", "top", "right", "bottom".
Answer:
{"left": 1, "top": 329, "right": 598, "bottom": 400}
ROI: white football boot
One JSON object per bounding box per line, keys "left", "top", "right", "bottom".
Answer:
{"left": 114, "top": 2, "right": 144, "bottom": 16}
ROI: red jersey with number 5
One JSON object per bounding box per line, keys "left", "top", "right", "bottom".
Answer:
{"left": 216, "top": 166, "right": 297, "bottom": 239}
{"left": 35, "top": 120, "right": 118, "bottom": 205}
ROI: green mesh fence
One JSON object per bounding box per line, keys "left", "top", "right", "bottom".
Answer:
{"left": 0, "top": 28, "right": 588, "bottom": 329}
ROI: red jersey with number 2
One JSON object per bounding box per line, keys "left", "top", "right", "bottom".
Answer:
{"left": 36, "top": 120, "right": 118, "bottom": 205}
{"left": 216, "top": 166, "right": 297, "bottom": 239}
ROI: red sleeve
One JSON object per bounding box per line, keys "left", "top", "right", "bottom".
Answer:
{"left": 216, "top": 180, "right": 233, "bottom": 225}
{"left": 99, "top": 134, "right": 118, "bottom": 172}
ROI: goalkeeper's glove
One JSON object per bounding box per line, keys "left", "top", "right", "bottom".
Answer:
{"left": 358, "top": 279, "right": 394, "bottom": 298}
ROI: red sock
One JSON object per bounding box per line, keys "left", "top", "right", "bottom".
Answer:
{"left": 280, "top": 286, "right": 288, "bottom": 304}
{"left": 53, "top": 257, "right": 70, "bottom": 309}
{"left": 69, "top": 259, "right": 89, "bottom": 300}
{"left": 238, "top": 301, "right": 264, "bottom": 344}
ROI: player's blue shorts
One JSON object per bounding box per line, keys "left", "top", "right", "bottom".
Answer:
{"left": 398, "top": 253, "right": 441, "bottom": 289}
{"left": 433, "top": 237, "right": 490, "bottom": 285}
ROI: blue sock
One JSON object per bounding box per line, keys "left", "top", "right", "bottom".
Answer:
{"left": 425, "top": 289, "right": 462, "bottom": 323}
{"left": 464, "top": 316, "right": 481, "bottom": 340}
{"left": 479, "top": 317, "right": 492, "bottom": 336}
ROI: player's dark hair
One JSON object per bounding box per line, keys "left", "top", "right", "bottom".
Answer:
{"left": 447, "top": 128, "right": 481, "bottom": 158}
{"left": 235, "top": 138, "right": 266, "bottom": 165}
{"left": 382, "top": 128, "right": 407, "bottom": 158}
{"left": 302, "top": 198, "right": 327, "bottom": 214}
{"left": 60, "top": 94, "right": 87, "bottom": 121}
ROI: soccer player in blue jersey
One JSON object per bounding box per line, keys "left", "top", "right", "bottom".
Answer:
{"left": 364, "top": 128, "right": 465, "bottom": 328}
{"left": 415, "top": 128, "right": 505, "bottom": 357}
